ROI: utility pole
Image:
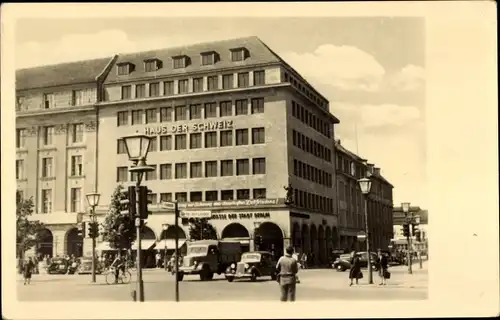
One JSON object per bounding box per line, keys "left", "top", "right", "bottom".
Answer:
{"left": 135, "top": 180, "right": 145, "bottom": 302}
{"left": 174, "top": 201, "right": 180, "bottom": 302}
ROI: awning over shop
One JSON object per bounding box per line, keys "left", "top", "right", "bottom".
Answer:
{"left": 222, "top": 237, "right": 250, "bottom": 245}
{"left": 96, "top": 242, "right": 117, "bottom": 251}
{"left": 131, "top": 239, "right": 157, "bottom": 251}
{"left": 157, "top": 239, "right": 186, "bottom": 249}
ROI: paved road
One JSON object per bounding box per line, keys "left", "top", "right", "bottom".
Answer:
{"left": 17, "top": 265, "right": 428, "bottom": 302}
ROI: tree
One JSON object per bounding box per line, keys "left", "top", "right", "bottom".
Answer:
{"left": 16, "top": 191, "right": 44, "bottom": 258}
{"left": 101, "top": 185, "right": 136, "bottom": 250}
{"left": 188, "top": 218, "right": 218, "bottom": 241}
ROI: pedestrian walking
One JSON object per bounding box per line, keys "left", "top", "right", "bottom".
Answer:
{"left": 349, "top": 250, "right": 362, "bottom": 286}
{"left": 300, "top": 252, "right": 308, "bottom": 269}
{"left": 276, "top": 246, "right": 299, "bottom": 302}
{"left": 376, "top": 249, "right": 389, "bottom": 285}
{"left": 155, "top": 251, "right": 161, "bottom": 268}
{"left": 23, "top": 257, "right": 35, "bottom": 285}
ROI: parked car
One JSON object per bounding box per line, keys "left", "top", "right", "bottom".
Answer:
{"left": 225, "top": 251, "right": 278, "bottom": 282}
{"left": 47, "top": 258, "right": 71, "bottom": 274}
{"left": 332, "top": 252, "right": 379, "bottom": 272}
{"left": 76, "top": 257, "right": 103, "bottom": 275}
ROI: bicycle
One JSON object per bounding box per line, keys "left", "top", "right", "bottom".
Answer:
{"left": 104, "top": 266, "right": 132, "bottom": 285}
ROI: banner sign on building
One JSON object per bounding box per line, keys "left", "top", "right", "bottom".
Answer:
{"left": 178, "top": 199, "right": 285, "bottom": 209}
{"left": 180, "top": 210, "right": 212, "bottom": 219}
{"left": 211, "top": 212, "right": 271, "bottom": 220}
{"left": 145, "top": 120, "right": 233, "bottom": 135}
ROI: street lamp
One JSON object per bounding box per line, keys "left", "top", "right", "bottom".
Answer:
{"left": 162, "top": 223, "right": 169, "bottom": 271}
{"left": 85, "top": 192, "right": 100, "bottom": 283}
{"left": 358, "top": 177, "right": 373, "bottom": 285}
{"left": 122, "top": 133, "right": 155, "bottom": 302}
{"left": 401, "top": 202, "right": 413, "bottom": 274}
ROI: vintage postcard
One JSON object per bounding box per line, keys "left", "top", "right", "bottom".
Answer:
{"left": 1, "top": 2, "right": 498, "bottom": 319}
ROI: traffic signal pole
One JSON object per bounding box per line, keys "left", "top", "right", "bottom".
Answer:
{"left": 135, "top": 181, "right": 145, "bottom": 302}
{"left": 174, "top": 201, "right": 180, "bottom": 302}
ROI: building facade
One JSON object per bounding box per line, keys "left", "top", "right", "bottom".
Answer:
{"left": 392, "top": 206, "right": 428, "bottom": 252}
{"left": 333, "top": 140, "right": 394, "bottom": 251}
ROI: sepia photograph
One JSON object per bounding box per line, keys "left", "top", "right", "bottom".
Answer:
{"left": 1, "top": 2, "right": 498, "bottom": 319}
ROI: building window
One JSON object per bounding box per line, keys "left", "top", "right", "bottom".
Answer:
{"left": 253, "top": 70, "right": 265, "bottom": 86}
{"left": 190, "top": 133, "right": 202, "bottom": 149}
{"left": 222, "top": 74, "right": 233, "bottom": 90}
{"left": 201, "top": 53, "right": 215, "bottom": 66}
{"left": 164, "top": 81, "right": 174, "bottom": 96}
{"left": 136, "top": 84, "right": 146, "bottom": 98}
{"left": 205, "top": 190, "right": 218, "bottom": 201}
{"left": 175, "top": 192, "right": 188, "bottom": 203}
{"left": 117, "top": 139, "right": 126, "bottom": 154}
{"left": 71, "top": 155, "right": 83, "bottom": 176}
{"left": 237, "top": 72, "right": 249, "bottom": 88}
{"left": 145, "top": 165, "right": 157, "bottom": 181}
{"left": 173, "top": 57, "right": 186, "bottom": 69}
{"left": 160, "top": 193, "right": 172, "bottom": 203}
{"left": 117, "top": 64, "right": 130, "bottom": 75}
{"left": 150, "top": 82, "right": 160, "bottom": 97}
{"left": 236, "top": 159, "right": 249, "bottom": 176}
{"left": 204, "top": 102, "right": 217, "bottom": 118}
{"left": 41, "top": 189, "right": 52, "bottom": 213}
{"left": 121, "top": 85, "right": 132, "bottom": 99}
{"left": 160, "top": 107, "right": 172, "bottom": 122}
{"left": 117, "top": 111, "right": 128, "bottom": 126}
{"left": 235, "top": 129, "right": 248, "bottom": 146}
{"left": 148, "top": 137, "right": 157, "bottom": 152}
{"left": 70, "top": 188, "right": 81, "bottom": 213}
{"left": 252, "top": 158, "right": 266, "bottom": 174}
{"left": 42, "top": 126, "right": 54, "bottom": 145}
{"left": 221, "top": 160, "right": 233, "bottom": 176}
{"left": 193, "top": 78, "right": 203, "bottom": 93}
{"left": 160, "top": 135, "right": 172, "bottom": 151}
{"left": 221, "top": 190, "right": 234, "bottom": 200}
{"left": 175, "top": 106, "right": 187, "bottom": 121}
{"left": 220, "top": 130, "right": 233, "bottom": 147}
{"left": 117, "top": 167, "right": 128, "bottom": 182}
{"left": 178, "top": 79, "right": 189, "bottom": 94}
{"left": 207, "top": 76, "right": 218, "bottom": 91}
{"left": 251, "top": 98, "right": 264, "bottom": 114}
{"left": 205, "top": 161, "right": 217, "bottom": 177}
{"left": 146, "top": 108, "right": 157, "bottom": 123}
{"left": 190, "top": 104, "right": 202, "bottom": 120}
{"left": 190, "top": 192, "right": 203, "bottom": 202}
{"left": 252, "top": 127, "right": 265, "bottom": 144}
{"left": 237, "top": 189, "right": 250, "bottom": 200}
{"left": 231, "top": 49, "right": 245, "bottom": 62}
{"left": 43, "top": 93, "right": 55, "bottom": 109}
{"left": 16, "top": 160, "right": 24, "bottom": 180}
{"left": 220, "top": 101, "right": 232, "bottom": 117}
{"left": 174, "top": 134, "right": 187, "bottom": 150}
{"left": 147, "top": 193, "right": 158, "bottom": 204}
{"left": 235, "top": 99, "right": 248, "bottom": 115}
{"left": 160, "top": 164, "right": 172, "bottom": 180}
{"left": 204, "top": 132, "right": 217, "bottom": 148}
{"left": 131, "top": 110, "right": 143, "bottom": 125}
{"left": 190, "top": 162, "right": 202, "bottom": 178}
{"left": 253, "top": 188, "right": 266, "bottom": 199}
{"left": 16, "top": 129, "right": 26, "bottom": 148}
{"left": 175, "top": 163, "right": 187, "bottom": 179}
{"left": 71, "top": 123, "right": 84, "bottom": 143}
{"left": 72, "top": 90, "right": 84, "bottom": 106}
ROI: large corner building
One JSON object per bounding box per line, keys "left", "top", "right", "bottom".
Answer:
{"left": 16, "top": 36, "right": 392, "bottom": 265}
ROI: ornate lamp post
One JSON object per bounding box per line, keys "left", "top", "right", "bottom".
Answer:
{"left": 358, "top": 176, "right": 373, "bottom": 285}
{"left": 122, "top": 133, "right": 154, "bottom": 302}
{"left": 401, "top": 202, "right": 413, "bottom": 274}
{"left": 85, "top": 192, "right": 100, "bottom": 283}
{"left": 253, "top": 221, "right": 262, "bottom": 251}
{"left": 162, "top": 223, "right": 169, "bottom": 271}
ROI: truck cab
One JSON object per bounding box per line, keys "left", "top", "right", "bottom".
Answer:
{"left": 177, "top": 240, "right": 241, "bottom": 281}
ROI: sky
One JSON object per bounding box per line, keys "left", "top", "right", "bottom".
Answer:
{"left": 15, "top": 17, "right": 427, "bottom": 208}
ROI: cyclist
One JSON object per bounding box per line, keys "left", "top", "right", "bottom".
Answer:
{"left": 110, "top": 253, "right": 126, "bottom": 283}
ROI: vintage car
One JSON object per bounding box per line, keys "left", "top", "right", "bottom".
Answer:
{"left": 225, "top": 251, "right": 278, "bottom": 282}
{"left": 332, "top": 252, "right": 379, "bottom": 272}
{"left": 76, "top": 257, "right": 102, "bottom": 275}
{"left": 47, "top": 258, "right": 71, "bottom": 274}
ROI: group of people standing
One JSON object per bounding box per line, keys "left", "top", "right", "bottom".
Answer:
{"left": 349, "top": 248, "right": 390, "bottom": 286}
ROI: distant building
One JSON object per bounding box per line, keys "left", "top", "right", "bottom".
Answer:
{"left": 333, "top": 139, "right": 394, "bottom": 251}
{"left": 393, "top": 206, "right": 428, "bottom": 243}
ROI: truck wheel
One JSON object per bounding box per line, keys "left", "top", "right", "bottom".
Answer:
{"left": 227, "top": 277, "right": 234, "bottom": 282}
{"left": 177, "top": 272, "right": 184, "bottom": 281}
{"left": 250, "top": 271, "right": 258, "bottom": 282}
{"left": 207, "top": 272, "right": 214, "bottom": 280}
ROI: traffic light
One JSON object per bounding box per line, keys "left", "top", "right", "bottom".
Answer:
{"left": 88, "top": 222, "right": 99, "bottom": 238}
{"left": 402, "top": 223, "right": 410, "bottom": 237}
{"left": 119, "top": 186, "right": 136, "bottom": 216}
{"left": 415, "top": 231, "right": 421, "bottom": 242}
{"left": 411, "top": 223, "right": 419, "bottom": 236}
{"left": 138, "top": 186, "right": 153, "bottom": 220}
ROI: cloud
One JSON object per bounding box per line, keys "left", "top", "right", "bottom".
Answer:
{"left": 282, "top": 44, "right": 386, "bottom": 92}
{"left": 390, "top": 64, "right": 425, "bottom": 91}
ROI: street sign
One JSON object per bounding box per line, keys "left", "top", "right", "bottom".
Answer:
{"left": 180, "top": 210, "right": 212, "bottom": 219}
{"left": 357, "top": 231, "right": 367, "bottom": 242}
{"left": 160, "top": 201, "right": 176, "bottom": 210}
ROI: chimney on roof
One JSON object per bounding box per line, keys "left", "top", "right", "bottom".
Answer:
{"left": 336, "top": 139, "right": 341, "bottom": 145}
{"left": 373, "top": 167, "right": 381, "bottom": 176}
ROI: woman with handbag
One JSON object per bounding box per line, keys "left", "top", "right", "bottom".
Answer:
{"left": 349, "top": 251, "right": 362, "bottom": 286}
{"left": 376, "top": 249, "right": 389, "bottom": 285}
